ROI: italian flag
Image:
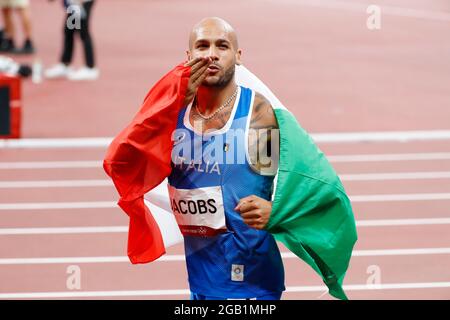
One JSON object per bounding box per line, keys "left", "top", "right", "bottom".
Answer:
{"left": 104, "top": 63, "right": 358, "bottom": 300}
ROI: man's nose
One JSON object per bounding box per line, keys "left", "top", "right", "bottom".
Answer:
{"left": 207, "top": 46, "right": 219, "bottom": 60}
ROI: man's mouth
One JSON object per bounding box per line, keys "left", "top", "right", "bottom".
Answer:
{"left": 207, "top": 65, "right": 220, "bottom": 73}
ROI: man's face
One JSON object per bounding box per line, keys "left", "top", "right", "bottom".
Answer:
{"left": 188, "top": 23, "right": 242, "bottom": 87}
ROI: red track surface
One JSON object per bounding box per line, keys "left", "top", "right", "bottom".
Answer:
{"left": 1, "top": 0, "right": 449, "bottom": 299}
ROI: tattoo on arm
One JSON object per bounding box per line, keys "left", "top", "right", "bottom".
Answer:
{"left": 248, "top": 93, "right": 279, "bottom": 175}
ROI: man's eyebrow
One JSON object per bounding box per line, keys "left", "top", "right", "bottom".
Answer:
{"left": 194, "top": 38, "right": 231, "bottom": 44}
{"left": 216, "top": 39, "right": 231, "bottom": 44}
{"left": 193, "top": 39, "right": 210, "bottom": 46}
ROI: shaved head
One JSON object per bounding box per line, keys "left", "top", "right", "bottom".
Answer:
{"left": 187, "top": 17, "right": 242, "bottom": 87}
{"left": 189, "top": 17, "right": 239, "bottom": 50}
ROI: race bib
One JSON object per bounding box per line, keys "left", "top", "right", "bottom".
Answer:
{"left": 168, "top": 184, "right": 227, "bottom": 237}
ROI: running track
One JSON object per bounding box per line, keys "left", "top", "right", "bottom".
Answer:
{"left": 0, "top": 0, "right": 449, "bottom": 299}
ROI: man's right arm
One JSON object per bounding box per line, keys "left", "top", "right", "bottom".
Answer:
{"left": 183, "top": 57, "right": 212, "bottom": 106}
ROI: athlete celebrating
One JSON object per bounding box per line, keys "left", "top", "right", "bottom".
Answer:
{"left": 104, "top": 15, "right": 356, "bottom": 301}
{"left": 168, "top": 17, "right": 285, "bottom": 300}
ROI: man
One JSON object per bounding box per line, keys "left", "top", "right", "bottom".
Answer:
{"left": 104, "top": 17, "right": 356, "bottom": 301}
{"left": 0, "top": 0, "right": 35, "bottom": 54}
{"left": 45, "top": 0, "right": 98, "bottom": 81}
{"left": 168, "top": 17, "right": 284, "bottom": 300}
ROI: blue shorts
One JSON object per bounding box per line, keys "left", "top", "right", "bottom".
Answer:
{"left": 190, "top": 291, "right": 282, "bottom": 300}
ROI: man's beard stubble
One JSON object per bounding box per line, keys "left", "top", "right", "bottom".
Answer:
{"left": 202, "top": 64, "right": 235, "bottom": 88}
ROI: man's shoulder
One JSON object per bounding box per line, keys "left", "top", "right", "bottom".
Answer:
{"left": 250, "top": 91, "right": 278, "bottom": 129}
{"left": 253, "top": 91, "right": 272, "bottom": 109}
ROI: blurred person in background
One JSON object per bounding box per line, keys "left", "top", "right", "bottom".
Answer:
{"left": 0, "top": 0, "right": 35, "bottom": 54}
{"left": 45, "top": 0, "right": 98, "bottom": 81}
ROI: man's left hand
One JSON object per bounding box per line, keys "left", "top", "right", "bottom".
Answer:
{"left": 235, "top": 195, "right": 272, "bottom": 230}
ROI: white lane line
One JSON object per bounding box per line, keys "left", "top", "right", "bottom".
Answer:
{"left": 2, "top": 153, "right": 450, "bottom": 170}
{"left": 0, "top": 138, "right": 112, "bottom": 149}
{"left": 2, "top": 131, "right": 450, "bottom": 149}
{"left": 1, "top": 248, "right": 450, "bottom": 265}
{"left": 0, "top": 226, "right": 127, "bottom": 235}
{"left": 313, "top": 131, "right": 450, "bottom": 143}
{"left": 1, "top": 282, "right": 450, "bottom": 299}
{"left": 0, "top": 201, "right": 116, "bottom": 210}
{"left": 356, "top": 218, "right": 450, "bottom": 227}
{"left": 328, "top": 153, "right": 450, "bottom": 163}
{"left": 287, "top": 282, "right": 450, "bottom": 293}
{"left": 2, "top": 171, "right": 450, "bottom": 189}
{"left": 341, "top": 172, "right": 450, "bottom": 181}
{"left": 268, "top": 0, "right": 450, "bottom": 22}
{"left": 352, "top": 248, "right": 450, "bottom": 257}
{"left": 2, "top": 193, "right": 450, "bottom": 211}
{"left": 0, "top": 161, "right": 101, "bottom": 169}
{"left": 0, "top": 218, "right": 449, "bottom": 235}
{"left": 0, "top": 180, "right": 111, "bottom": 188}
{"left": 351, "top": 193, "right": 450, "bottom": 202}
{"left": 0, "top": 256, "right": 130, "bottom": 264}
{"left": 0, "top": 289, "right": 191, "bottom": 299}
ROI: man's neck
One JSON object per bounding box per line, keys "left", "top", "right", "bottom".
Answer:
{"left": 196, "top": 80, "right": 238, "bottom": 116}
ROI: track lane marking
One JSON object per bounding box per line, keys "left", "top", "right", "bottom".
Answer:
{"left": 1, "top": 247, "right": 450, "bottom": 265}
{"left": 2, "top": 171, "right": 450, "bottom": 188}
{"left": 2, "top": 153, "right": 450, "bottom": 169}
{"left": 1, "top": 282, "right": 450, "bottom": 299}
{"left": 0, "top": 218, "right": 450, "bottom": 235}
{"left": 2, "top": 131, "right": 450, "bottom": 149}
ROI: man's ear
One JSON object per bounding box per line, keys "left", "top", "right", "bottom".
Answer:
{"left": 235, "top": 49, "right": 242, "bottom": 66}
{"left": 186, "top": 50, "right": 192, "bottom": 61}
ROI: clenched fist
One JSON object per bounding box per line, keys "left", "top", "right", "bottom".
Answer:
{"left": 235, "top": 195, "right": 272, "bottom": 230}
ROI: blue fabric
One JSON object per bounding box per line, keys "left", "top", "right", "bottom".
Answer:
{"left": 168, "top": 86, "right": 285, "bottom": 298}
{"left": 190, "top": 291, "right": 283, "bottom": 300}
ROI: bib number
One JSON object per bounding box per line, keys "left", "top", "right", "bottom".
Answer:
{"left": 168, "top": 184, "right": 227, "bottom": 236}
